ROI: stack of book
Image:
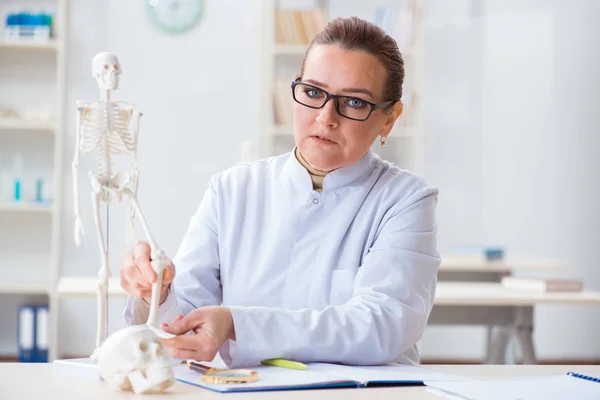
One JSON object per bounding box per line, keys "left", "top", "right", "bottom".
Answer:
{"left": 275, "top": 9, "right": 327, "bottom": 46}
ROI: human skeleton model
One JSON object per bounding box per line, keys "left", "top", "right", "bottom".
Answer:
{"left": 72, "top": 52, "right": 171, "bottom": 359}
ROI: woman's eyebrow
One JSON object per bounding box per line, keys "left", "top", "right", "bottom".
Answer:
{"left": 304, "top": 79, "right": 374, "bottom": 99}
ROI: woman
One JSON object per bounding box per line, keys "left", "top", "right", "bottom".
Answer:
{"left": 121, "top": 16, "right": 440, "bottom": 368}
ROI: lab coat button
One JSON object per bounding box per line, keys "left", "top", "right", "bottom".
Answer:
{"left": 312, "top": 198, "right": 319, "bottom": 204}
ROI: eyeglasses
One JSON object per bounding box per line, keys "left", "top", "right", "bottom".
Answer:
{"left": 291, "top": 80, "right": 397, "bottom": 121}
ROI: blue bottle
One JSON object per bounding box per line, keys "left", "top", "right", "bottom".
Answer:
{"left": 12, "top": 153, "right": 23, "bottom": 202}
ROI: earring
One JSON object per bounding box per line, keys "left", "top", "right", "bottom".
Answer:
{"left": 380, "top": 135, "right": 387, "bottom": 147}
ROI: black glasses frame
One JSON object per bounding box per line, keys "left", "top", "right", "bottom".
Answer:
{"left": 291, "top": 80, "right": 397, "bottom": 121}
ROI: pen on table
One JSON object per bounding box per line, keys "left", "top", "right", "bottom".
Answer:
{"left": 183, "top": 360, "right": 214, "bottom": 374}
{"left": 260, "top": 358, "right": 308, "bottom": 370}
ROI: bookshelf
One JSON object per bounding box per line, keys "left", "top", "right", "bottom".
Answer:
{"left": 260, "top": 0, "right": 424, "bottom": 175}
{"left": 0, "top": 1, "right": 67, "bottom": 361}
{"left": 0, "top": 118, "right": 56, "bottom": 132}
{"left": 0, "top": 201, "right": 55, "bottom": 213}
{"left": 0, "top": 283, "right": 50, "bottom": 295}
{"left": 0, "top": 39, "right": 60, "bottom": 51}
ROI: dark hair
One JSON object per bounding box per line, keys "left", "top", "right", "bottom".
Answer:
{"left": 297, "top": 16, "right": 405, "bottom": 106}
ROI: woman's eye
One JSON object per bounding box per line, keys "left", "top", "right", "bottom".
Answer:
{"left": 305, "top": 89, "right": 323, "bottom": 98}
{"left": 348, "top": 98, "right": 367, "bottom": 108}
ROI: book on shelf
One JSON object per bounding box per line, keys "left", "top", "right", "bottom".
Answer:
{"left": 501, "top": 276, "right": 583, "bottom": 292}
{"left": 451, "top": 245, "right": 506, "bottom": 261}
{"left": 272, "top": 77, "right": 294, "bottom": 126}
{"left": 275, "top": 9, "right": 327, "bottom": 45}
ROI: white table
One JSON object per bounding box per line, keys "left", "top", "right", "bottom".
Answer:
{"left": 429, "top": 282, "right": 600, "bottom": 364}
{"left": 1, "top": 363, "right": 599, "bottom": 400}
{"left": 436, "top": 256, "right": 576, "bottom": 363}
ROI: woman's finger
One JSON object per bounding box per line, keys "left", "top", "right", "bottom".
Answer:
{"left": 162, "top": 334, "right": 200, "bottom": 350}
{"left": 124, "top": 263, "right": 151, "bottom": 288}
{"left": 166, "top": 347, "right": 203, "bottom": 361}
{"left": 163, "top": 313, "right": 196, "bottom": 335}
{"left": 162, "top": 334, "right": 217, "bottom": 361}
{"left": 133, "top": 241, "right": 157, "bottom": 283}
{"left": 163, "top": 262, "right": 176, "bottom": 283}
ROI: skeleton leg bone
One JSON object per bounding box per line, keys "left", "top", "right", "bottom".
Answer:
{"left": 89, "top": 172, "right": 110, "bottom": 359}
{"left": 124, "top": 188, "right": 174, "bottom": 339}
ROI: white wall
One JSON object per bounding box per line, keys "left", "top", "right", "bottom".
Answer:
{"left": 418, "top": 0, "right": 488, "bottom": 360}
{"left": 420, "top": 0, "right": 600, "bottom": 361}
{"left": 54, "top": 0, "right": 600, "bottom": 360}
{"left": 480, "top": 0, "right": 600, "bottom": 360}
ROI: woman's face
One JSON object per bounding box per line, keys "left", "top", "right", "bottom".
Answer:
{"left": 294, "top": 44, "right": 402, "bottom": 171}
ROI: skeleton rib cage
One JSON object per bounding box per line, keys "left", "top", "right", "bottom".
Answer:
{"left": 79, "top": 101, "right": 138, "bottom": 182}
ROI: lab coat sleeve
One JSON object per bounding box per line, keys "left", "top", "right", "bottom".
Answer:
{"left": 123, "top": 175, "right": 222, "bottom": 326}
{"left": 220, "top": 186, "right": 440, "bottom": 368}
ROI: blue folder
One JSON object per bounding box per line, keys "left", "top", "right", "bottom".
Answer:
{"left": 17, "top": 304, "right": 49, "bottom": 363}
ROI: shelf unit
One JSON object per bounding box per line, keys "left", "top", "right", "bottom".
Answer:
{"left": 260, "top": 0, "right": 424, "bottom": 175}
{"left": 0, "top": 201, "right": 54, "bottom": 213}
{"left": 0, "top": 118, "right": 56, "bottom": 132}
{"left": 0, "top": 39, "right": 60, "bottom": 51}
{"left": 57, "top": 277, "right": 124, "bottom": 298}
{"left": 0, "top": 1, "right": 67, "bottom": 361}
{"left": 0, "top": 283, "right": 50, "bottom": 295}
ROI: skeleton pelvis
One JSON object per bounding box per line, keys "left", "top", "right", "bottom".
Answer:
{"left": 89, "top": 171, "right": 131, "bottom": 203}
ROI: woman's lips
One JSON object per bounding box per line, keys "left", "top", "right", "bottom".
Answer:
{"left": 311, "top": 135, "right": 336, "bottom": 144}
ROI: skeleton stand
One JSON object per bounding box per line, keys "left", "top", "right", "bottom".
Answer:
{"left": 104, "top": 204, "right": 109, "bottom": 343}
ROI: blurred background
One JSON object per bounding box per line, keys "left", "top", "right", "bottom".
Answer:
{"left": 0, "top": 0, "right": 599, "bottom": 364}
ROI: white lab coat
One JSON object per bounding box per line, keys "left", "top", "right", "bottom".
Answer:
{"left": 123, "top": 148, "right": 440, "bottom": 368}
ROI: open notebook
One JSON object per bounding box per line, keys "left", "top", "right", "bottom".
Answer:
{"left": 425, "top": 372, "right": 600, "bottom": 400}
{"left": 173, "top": 362, "right": 472, "bottom": 393}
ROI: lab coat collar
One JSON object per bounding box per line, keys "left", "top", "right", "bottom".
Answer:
{"left": 282, "top": 147, "right": 378, "bottom": 193}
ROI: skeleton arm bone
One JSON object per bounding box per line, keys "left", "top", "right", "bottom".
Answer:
{"left": 72, "top": 104, "right": 86, "bottom": 246}
{"left": 123, "top": 187, "right": 169, "bottom": 332}
{"left": 126, "top": 108, "right": 143, "bottom": 245}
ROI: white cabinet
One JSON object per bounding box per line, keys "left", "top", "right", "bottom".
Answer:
{"left": 0, "top": 0, "right": 67, "bottom": 361}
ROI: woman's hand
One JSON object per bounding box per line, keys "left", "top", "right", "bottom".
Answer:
{"left": 160, "top": 306, "right": 236, "bottom": 361}
{"left": 120, "top": 241, "right": 175, "bottom": 304}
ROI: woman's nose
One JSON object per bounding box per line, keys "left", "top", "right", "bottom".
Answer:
{"left": 315, "top": 98, "right": 339, "bottom": 128}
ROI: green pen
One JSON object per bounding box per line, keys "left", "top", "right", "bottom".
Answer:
{"left": 260, "top": 358, "right": 308, "bottom": 370}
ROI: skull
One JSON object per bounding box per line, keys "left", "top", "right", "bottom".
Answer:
{"left": 92, "top": 52, "right": 121, "bottom": 90}
{"left": 95, "top": 325, "right": 175, "bottom": 395}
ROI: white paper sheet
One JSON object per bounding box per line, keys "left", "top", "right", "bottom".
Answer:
{"left": 426, "top": 374, "right": 600, "bottom": 400}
